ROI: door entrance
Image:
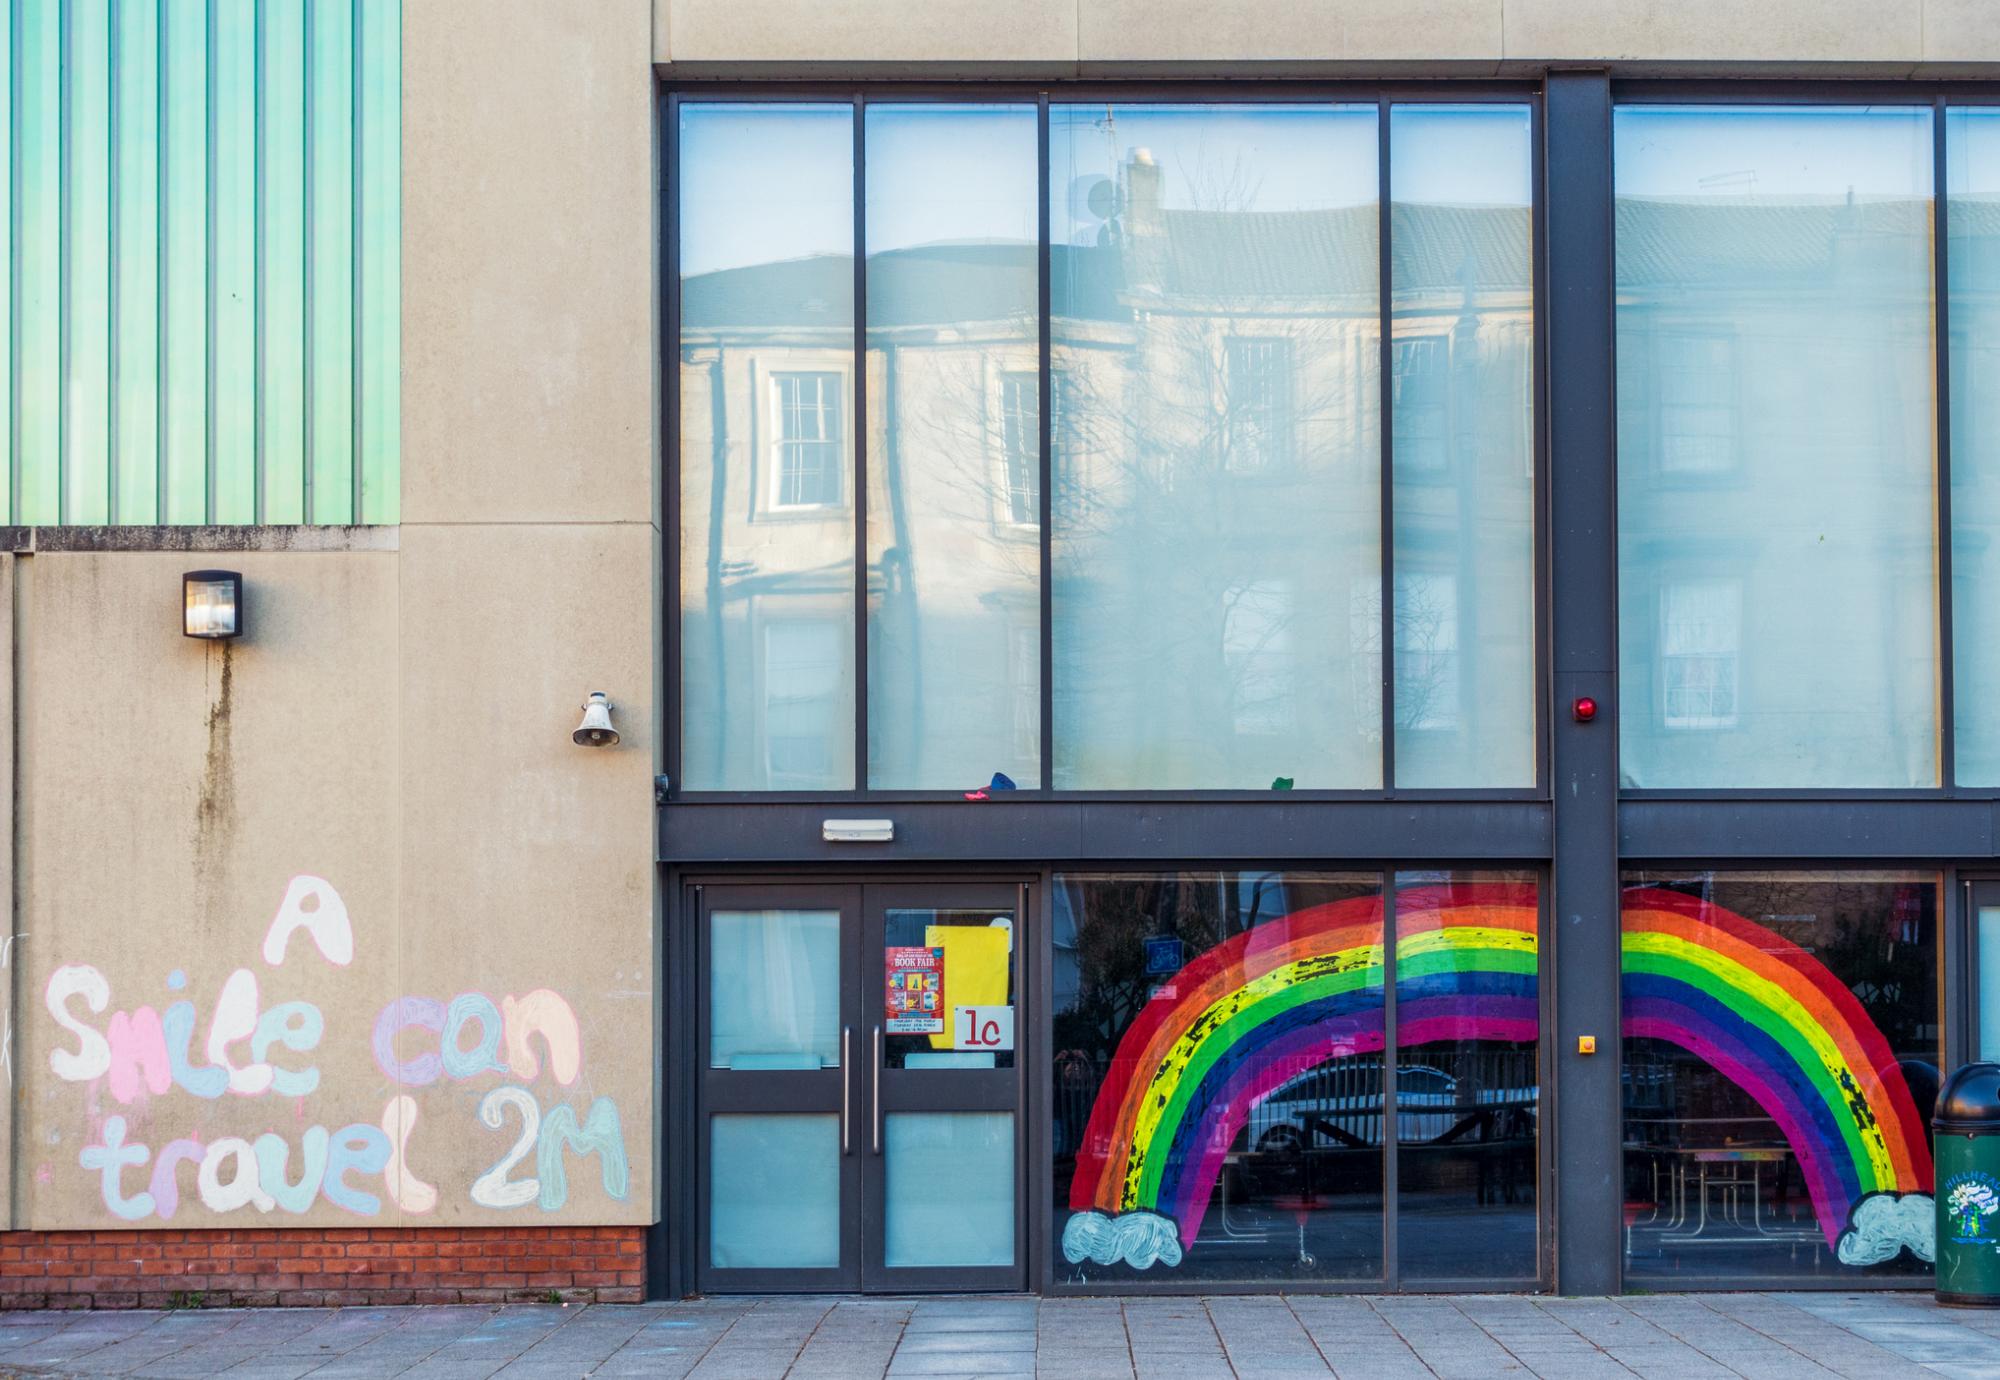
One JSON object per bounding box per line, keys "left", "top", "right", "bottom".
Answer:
{"left": 696, "top": 882, "right": 1027, "bottom": 1292}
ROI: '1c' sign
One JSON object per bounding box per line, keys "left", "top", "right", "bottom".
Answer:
{"left": 954, "top": 1005, "right": 1016, "bottom": 1052}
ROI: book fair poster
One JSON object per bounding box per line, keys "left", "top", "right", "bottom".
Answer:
{"left": 885, "top": 946, "right": 945, "bottom": 1034}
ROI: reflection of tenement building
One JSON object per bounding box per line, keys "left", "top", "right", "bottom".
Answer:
{"left": 9, "top": 0, "right": 2000, "bottom": 1311}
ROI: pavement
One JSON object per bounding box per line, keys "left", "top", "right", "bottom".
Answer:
{"left": 0, "top": 1291, "right": 1995, "bottom": 1379}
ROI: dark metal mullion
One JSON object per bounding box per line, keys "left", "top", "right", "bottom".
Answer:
{"left": 1380, "top": 874, "right": 1399, "bottom": 1287}
{"left": 1544, "top": 70, "right": 1623, "bottom": 1298}
{"left": 852, "top": 95, "right": 869, "bottom": 792}
{"left": 664, "top": 92, "right": 682, "bottom": 796}
{"left": 1378, "top": 101, "right": 1396, "bottom": 792}
{"left": 1531, "top": 93, "right": 1552, "bottom": 798}
{"left": 1944, "top": 868, "right": 1966, "bottom": 1075}
{"left": 1038, "top": 95, "right": 1054, "bottom": 790}
{"left": 1936, "top": 98, "right": 1958, "bottom": 791}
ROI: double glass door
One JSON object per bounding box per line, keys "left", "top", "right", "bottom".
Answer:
{"left": 698, "top": 882, "right": 1026, "bottom": 1292}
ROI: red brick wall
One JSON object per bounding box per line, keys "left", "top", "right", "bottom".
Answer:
{"left": 0, "top": 1226, "right": 648, "bottom": 1309}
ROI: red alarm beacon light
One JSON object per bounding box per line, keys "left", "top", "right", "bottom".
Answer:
{"left": 1572, "top": 696, "right": 1598, "bottom": 723}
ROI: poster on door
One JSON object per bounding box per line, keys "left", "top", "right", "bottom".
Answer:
{"left": 885, "top": 946, "right": 946, "bottom": 1034}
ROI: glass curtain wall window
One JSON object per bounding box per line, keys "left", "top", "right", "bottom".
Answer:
{"left": 679, "top": 104, "right": 858, "bottom": 793}
{"left": 676, "top": 99, "right": 1537, "bottom": 793}
{"left": 1620, "top": 871, "right": 1938, "bottom": 1284}
{"left": 1052, "top": 870, "right": 1539, "bottom": 1287}
{"left": 1950, "top": 109, "right": 2000, "bottom": 786}
{"left": 1614, "top": 107, "right": 1940, "bottom": 789}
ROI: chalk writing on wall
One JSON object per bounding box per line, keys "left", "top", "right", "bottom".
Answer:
{"left": 50, "top": 876, "right": 628, "bottom": 1222}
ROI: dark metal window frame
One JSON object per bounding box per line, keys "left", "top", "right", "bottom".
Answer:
{"left": 662, "top": 81, "right": 1550, "bottom": 805}
{"left": 655, "top": 73, "right": 2000, "bottom": 1302}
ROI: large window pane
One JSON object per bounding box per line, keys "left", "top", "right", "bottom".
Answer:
{"left": 865, "top": 105, "right": 1041, "bottom": 788}
{"left": 1390, "top": 106, "right": 1536, "bottom": 788}
{"left": 1621, "top": 871, "right": 1938, "bottom": 1284}
{"left": 1615, "top": 108, "right": 1938, "bottom": 788}
{"left": 1050, "top": 107, "right": 1382, "bottom": 789}
{"left": 1394, "top": 871, "right": 1540, "bottom": 1283}
{"left": 1053, "top": 872, "right": 1386, "bottom": 1284}
{"left": 680, "top": 104, "right": 856, "bottom": 790}
{"left": 1949, "top": 109, "right": 2000, "bottom": 785}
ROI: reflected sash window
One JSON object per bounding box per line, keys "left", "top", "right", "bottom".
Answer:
{"left": 772, "top": 372, "right": 844, "bottom": 509}
{"left": 1223, "top": 579, "right": 1298, "bottom": 736}
{"left": 1395, "top": 571, "right": 1461, "bottom": 731}
{"left": 1659, "top": 579, "right": 1740, "bottom": 730}
{"left": 1391, "top": 337, "right": 1450, "bottom": 475}
{"left": 998, "top": 371, "right": 1040, "bottom": 527}
{"left": 1224, "top": 338, "right": 1295, "bottom": 474}
{"left": 763, "top": 619, "right": 845, "bottom": 785}
{"left": 1656, "top": 331, "right": 1738, "bottom": 476}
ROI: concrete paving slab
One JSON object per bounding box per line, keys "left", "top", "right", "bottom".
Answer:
{"left": 0, "top": 1292, "right": 1994, "bottom": 1378}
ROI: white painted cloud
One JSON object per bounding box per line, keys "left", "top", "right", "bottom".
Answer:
{"left": 1062, "top": 1210, "right": 1183, "bottom": 1271}
{"left": 1836, "top": 1192, "right": 1934, "bottom": 1266}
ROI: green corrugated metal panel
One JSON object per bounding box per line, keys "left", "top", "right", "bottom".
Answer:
{"left": 5, "top": 0, "right": 400, "bottom": 526}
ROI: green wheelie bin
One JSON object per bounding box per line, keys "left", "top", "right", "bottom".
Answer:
{"left": 1936, "top": 1062, "right": 2000, "bottom": 1305}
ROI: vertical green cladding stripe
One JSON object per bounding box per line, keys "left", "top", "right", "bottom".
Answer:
{"left": 160, "top": 0, "right": 206, "bottom": 523}
{"left": 356, "top": 0, "right": 397, "bottom": 524}
{"left": 208, "top": 0, "right": 256, "bottom": 523}
{"left": 259, "top": 0, "right": 307, "bottom": 523}
{"left": 65, "top": 0, "right": 113, "bottom": 523}
{"left": 305, "top": 0, "right": 351, "bottom": 524}
{"left": 15, "top": 0, "right": 60, "bottom": 525}
{"left": 111, "top": 0, "right": 159, "bottom": 524}
{"left": 10, "top": 0, "right": 396, "bottom": 527}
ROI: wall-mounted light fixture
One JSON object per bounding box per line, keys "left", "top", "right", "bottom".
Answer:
{"left": 573, "top": 691, "right": 620, "bottom": 747}
{"left": 823, "top": 818, "right": 894, "bottom": 843}
{"left": 183, "top": 570, "right": 244, "bottom": 640}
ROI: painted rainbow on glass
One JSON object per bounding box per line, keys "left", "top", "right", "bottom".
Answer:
{"left": 1062, "top": 881, "right": 1537, "bottom": 1272}
{"left": 1621, "top": 887, "right": 1934, "bottom": 1265}
{"left": 1062, "top": 881, "right": 1935, "bottom": 1273}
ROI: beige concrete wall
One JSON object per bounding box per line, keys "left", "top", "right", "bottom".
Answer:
{"left": 655, "top": 0, "right": 2000, "bottom": 74}
{"left": 12, "top": 0, "right": 660, "bottom": 1231}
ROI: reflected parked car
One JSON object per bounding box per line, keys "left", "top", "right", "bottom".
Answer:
{"left": 1247, "top": 1059, "right": 1538, "bottom": 1152}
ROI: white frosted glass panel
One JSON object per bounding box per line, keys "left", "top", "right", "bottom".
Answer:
{"left": 710, "top": 909, "right": 841, "bottom": 1070}
{"left": 711, "top": 1115, "right": 840, "bottom": 1269}
{"left": 884, "top": 1113, "right": 1014, "bottom": 1267}
{"left": 1050, "top": 105, "right": 1382, "bottom": 789}
{"left": 1615, "top": 107, "right": 1938, "bottom": 788}
{"left": 865, "top": 105, "right": 1041, "bottom": 788}
{"left": 680, "top": 104, "right": 856, "bottom": 790}
{"left": 1390, "top": 105, "right": 1536, "bottom": 788}
{"left": 1950, "top": 110, "right": 2000, "bottom": 785}
{"left": 1983, "top": 907, "right": 2000, "bottom": 1062}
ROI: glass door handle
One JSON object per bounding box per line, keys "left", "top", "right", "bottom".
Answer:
{"left": 840, "top": 1026, "right": 851, "bottom": 1155}
{"left": 873, "top": 1025, "right": 884, "bottom": 1154}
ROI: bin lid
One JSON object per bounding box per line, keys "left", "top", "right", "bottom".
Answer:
{"left": 1934, "top": 1062, "right": 2000, "bottom": 1131}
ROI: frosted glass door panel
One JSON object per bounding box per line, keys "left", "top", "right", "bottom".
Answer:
{"left": 710, "top": 909, "right": 841, "bottom": 1069}
{"left": 711, "top": 1114, "right": 841, "bottom": 1269}
{"left": 884, "top": 1113, "right": 1015, "bottom": 1268}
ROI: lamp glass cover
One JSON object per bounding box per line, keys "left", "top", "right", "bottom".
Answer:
{"left": 184, "top": 578, "right": 240, "bottom": 638}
